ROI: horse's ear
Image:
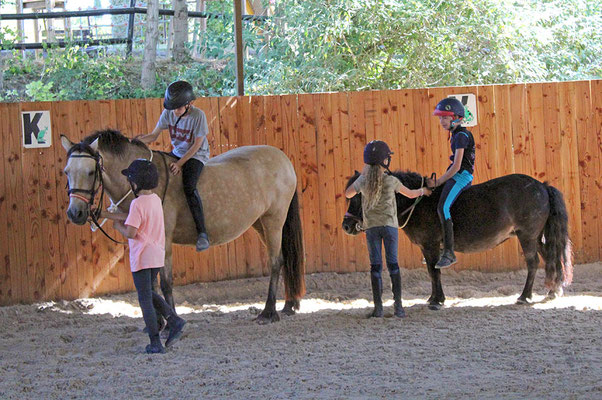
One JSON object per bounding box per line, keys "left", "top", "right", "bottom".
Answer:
{"left": 89, "top": 138, "right": 99, "bottom": 152}
{"left": 60, "top": 135, "right": 73, "bottom": 152}
{"left": 354, "top": 170, "right": 360, "bottom": 175}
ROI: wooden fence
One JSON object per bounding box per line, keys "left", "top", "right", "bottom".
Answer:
{"left": 0, "top": 80, "right": 601, "bottom": 305}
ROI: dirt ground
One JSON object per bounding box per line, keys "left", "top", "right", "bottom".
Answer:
{"left": 1, "top": 262, "right": 601, "bottom": 400}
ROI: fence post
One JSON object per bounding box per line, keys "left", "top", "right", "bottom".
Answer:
{"left": 234, "top": 0, "right": 244, "bottom": 95}
{"left": 126, "top": 0, "right": 136, "bottom": 56}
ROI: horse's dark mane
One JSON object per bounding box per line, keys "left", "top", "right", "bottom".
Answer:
{"left": 345, "top": 169, "right": 424, "bottom": 191}
{"left": 67, "top": 129, "right": 148, "bottom": 158}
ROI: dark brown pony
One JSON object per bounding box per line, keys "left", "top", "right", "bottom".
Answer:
{"left": 343, "top": 170, "right": 573, "bottom": 310}
{"left": 61, "top": 129, "right": 305, "bottom": 324}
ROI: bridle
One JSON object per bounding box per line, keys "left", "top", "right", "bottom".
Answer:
{"left": 66, "top": 145, "right": 170, "bottom": 244}
{"left": 66, "top": 145, "right": 123, "bottom": 243}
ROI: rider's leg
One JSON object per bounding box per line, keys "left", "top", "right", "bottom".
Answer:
{"left": 181, "top": 158, "right": 210, "bottom": 251}
{"left": 436, "top": 171, "right": 472, "bottom": 269}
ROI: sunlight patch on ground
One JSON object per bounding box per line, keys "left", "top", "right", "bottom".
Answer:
{"left": 445, "top": 294, "right": 602, "bottom": 311}
{"left": 35, "top": 294, "right": 602, "bottom": 318}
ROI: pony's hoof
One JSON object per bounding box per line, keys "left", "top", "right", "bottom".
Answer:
{"left": 516, "top": 297, "right": 531, "bottom": 305}
{"left": 546, "top": 287, "right": 563, "bottom": 300}
{"left": 428, "top": 303, "right": 442, "bottom": 311}
{"left": 255, "top": 311, "right": 280, "bottom": 324}
{"left": 281, "top": 300, "right": 297, "bottom": 316}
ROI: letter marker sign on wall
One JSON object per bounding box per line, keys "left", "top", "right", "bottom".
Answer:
{"left": 22, "top": 110, "right": 52, "bottom": 148}
{"left": 447, "top": 94, "right": 478, "bottom": 127}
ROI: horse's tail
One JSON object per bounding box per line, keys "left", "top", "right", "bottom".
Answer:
{"left": 542, "top": 183, "right": 573, "bottom": 289}
{"left": 281, "top": 190, "right": 306, "bottom": 310}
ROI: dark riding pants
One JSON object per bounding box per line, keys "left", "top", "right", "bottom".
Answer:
{"left": 132, "top": 268, "right": 177, "bottom": 339}
{"left": 171, "top": 154, "right": 206, "bottom": 235}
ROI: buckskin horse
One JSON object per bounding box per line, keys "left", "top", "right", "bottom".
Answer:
{"left": 61, "top": 129, "right": 305, "bottom": 324}
{"left": 343, "top": 170, "right": 573, "bottom": 310}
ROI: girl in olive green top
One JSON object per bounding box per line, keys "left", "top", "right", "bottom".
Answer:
{"left": 345, "top": 140, "right": 430, "bottom": 318}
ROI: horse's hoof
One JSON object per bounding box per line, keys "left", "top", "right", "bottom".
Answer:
{"left": 254, "top": 311, "right": 280, "bottom": 324}
{"left": 428, "top": 303, "right": 442, "bottom": 311}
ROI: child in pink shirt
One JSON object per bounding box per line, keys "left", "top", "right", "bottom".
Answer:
{"left": 101, "top": 159, "right": 186, "bottom": 354}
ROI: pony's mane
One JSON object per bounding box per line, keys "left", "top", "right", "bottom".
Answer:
{"left": 345, "top": 169, "right": 424, "bottom": 190}
{"left": 67, "top": 129, "right": 148, "bottom": 158}
{"left": 390, "top": 170, "right": 424, "bottom": 190}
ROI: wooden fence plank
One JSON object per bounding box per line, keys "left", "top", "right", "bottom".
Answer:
{"left": 347, "top": 91, "right": 370, "bottom": 272}
{"left": 574, "top": 81, "right": 597, "bottom": 261}
{"left": 395, "top": 89, "right": 421, "bottom": 268}
{"left": 297, "top": 94, "right": 321, "bottom": 273}
{"left": 38, "top": 102, "right": 64, "bottom": 300}
{"left": 0, "top": 104, "right": 15, "bottom": 304}
{"left": 557, "top": 82, "right": 583, "bottom": 261}
{"left": 493, "top": 84, "right": 520, "bottom": 269}
{"left": 591, "top": 80, "right": 602, "bottom": 259}
{"left": 316, "top": 93, "right": 337, "bottom": 272}
{"left": 331, "top": 92, "right": 351, "bottom": 272}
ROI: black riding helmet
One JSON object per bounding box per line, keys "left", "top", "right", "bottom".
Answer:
{"left": 433, "top": 97, "right": 465, "bottom": 118}
{"left": 164, "top": 80, "right": 196, "bottom": 110}
{"left": 121, "top": 159, "right": 159, "bottom": 195}
{"left": 364, "top": 140, "right": 393, "bottom": 169}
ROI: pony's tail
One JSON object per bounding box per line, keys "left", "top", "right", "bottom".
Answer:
{"left": 542, "top": 184, "right": 573, "bottom": 290}
{"left": 281, "top": 190, "right": 306, "bottom": 310}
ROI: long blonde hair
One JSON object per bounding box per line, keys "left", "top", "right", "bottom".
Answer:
{"left": 364, "top": 164, "right": 384, "bottom": 211}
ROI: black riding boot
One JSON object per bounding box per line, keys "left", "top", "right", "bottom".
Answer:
{"left": 370, "top": 269, "right": 383, "bottom": 318}
{"left": 436, "top": 219, "right": 457, "bottom": 269}
{"left": 145, "top": 334, "right": 165, "bottom": 354}
{"left": 165, "top": 314, "right": 187, "bottom": 347}
{"left": 187, "top": 189, "right": 210, "bottom": 252}
{"left": 390, "top": 272, "right": 406, "bottom": 318}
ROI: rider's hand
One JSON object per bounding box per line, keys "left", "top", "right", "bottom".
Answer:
{"left": 169, "top": 162, "right": 182, "bottom": 175}
{"left": 426, "top": 178, "right": 437, "bottom": 189}
{"left": 422, "top": 187, "right": 432, "bottom": 197}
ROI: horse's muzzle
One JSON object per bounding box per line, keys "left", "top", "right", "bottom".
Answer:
{"left": 342, "top": 218, "right": 362, "bottom": 236}
{"left": 67, "top": 206, "right": 89, "bottom": 225}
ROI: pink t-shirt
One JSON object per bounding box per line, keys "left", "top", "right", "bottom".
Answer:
{"left": 125, "top": 193, "right": 165, "bottom": 272}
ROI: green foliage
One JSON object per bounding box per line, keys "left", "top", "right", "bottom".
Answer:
{"left": 0, "top": 0, "right": 599, "bottom": 102}
{"left": 24, "top": 80, "right": 65, "bottom": 101}
{"left": 246, "top": 0, "right": 601, "bottom": 94}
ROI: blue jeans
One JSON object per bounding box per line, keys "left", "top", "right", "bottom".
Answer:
{"left": 365, "top": 226, "right": 399, "bottom": 276}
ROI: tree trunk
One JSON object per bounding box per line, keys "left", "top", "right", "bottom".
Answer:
{"left": 192, "top": 0, "right": 206, "bottom": 58}
{"left": 45, "top": 0, "right": 55, "bottom": 42}
{"left": 141, "top": 0, "right": 160, "bottom": 91}
{"left": 171, "top": 0, "right": 189, "bottom": 62}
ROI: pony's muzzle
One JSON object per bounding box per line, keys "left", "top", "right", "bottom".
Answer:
{"left": 342, "top": 219, "right": 361, "bottom": 235}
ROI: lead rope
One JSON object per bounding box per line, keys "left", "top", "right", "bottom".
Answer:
{"left": 399, "top": 176, "right": 425, "bottom": 229}
{"left": 90, "top": 148, "right": 154, "bottom": 232}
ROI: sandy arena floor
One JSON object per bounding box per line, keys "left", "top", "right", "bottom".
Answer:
{"left": 1, "top": 262, "right": 601, "bottom": 399}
